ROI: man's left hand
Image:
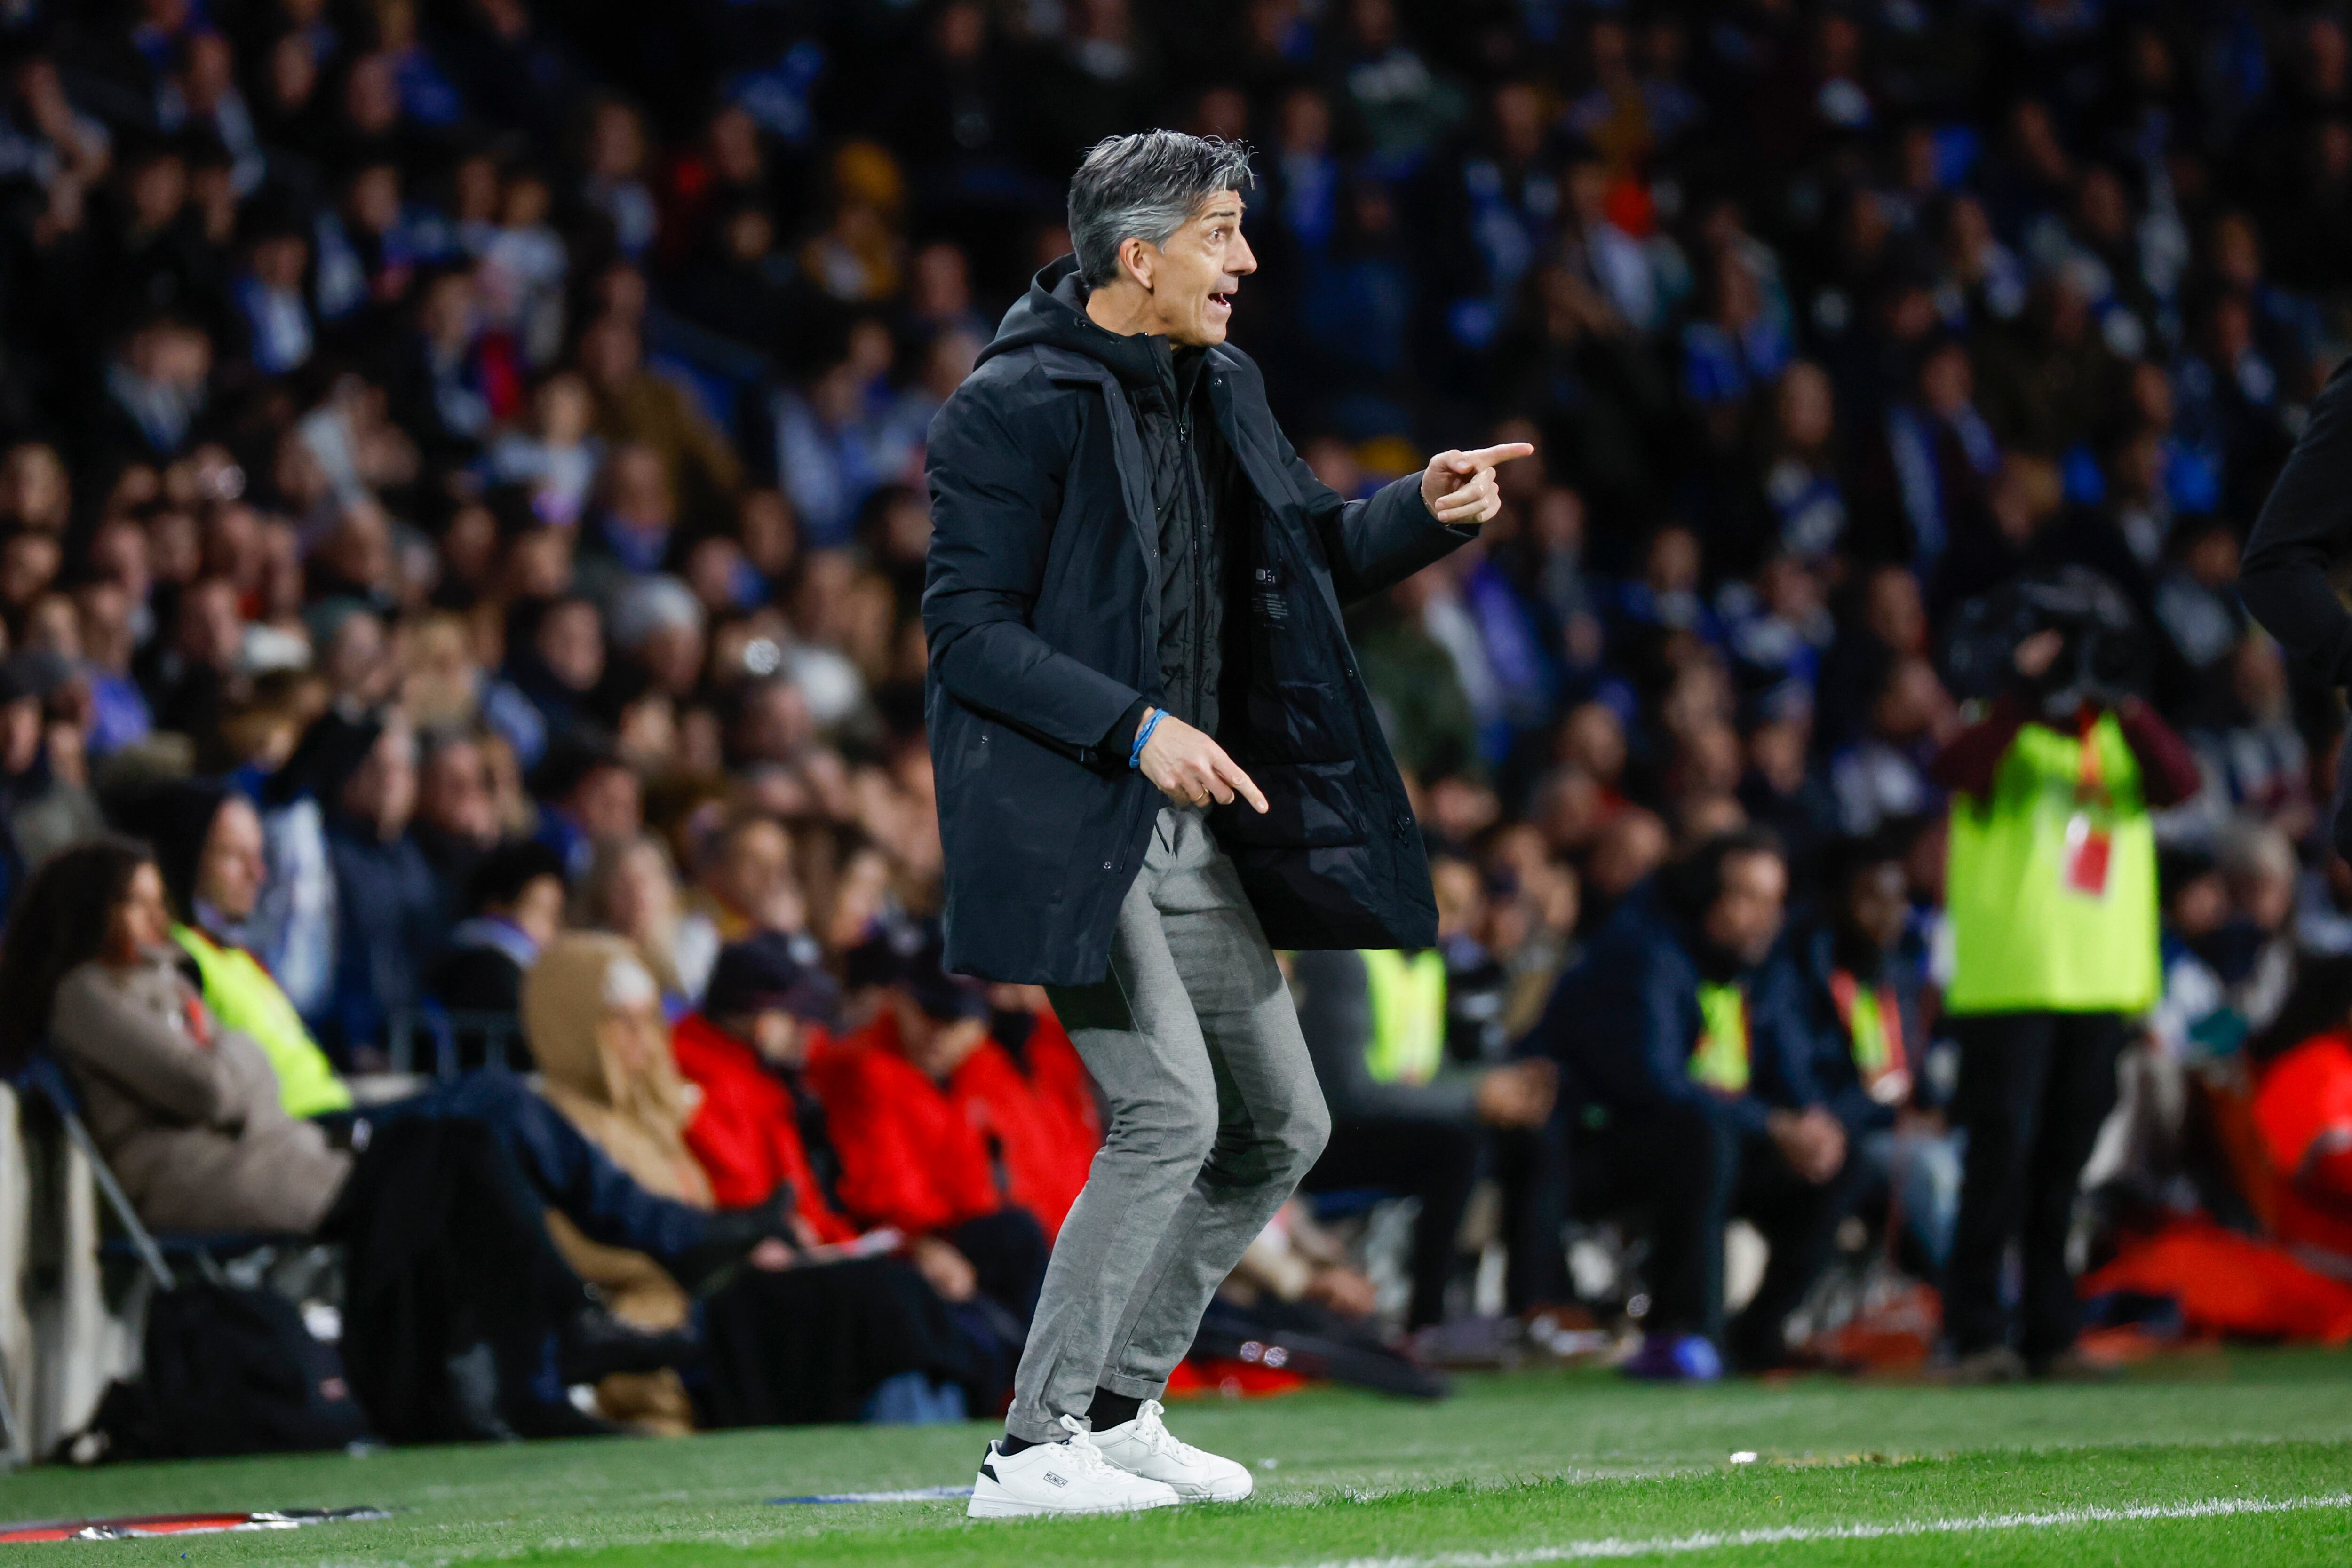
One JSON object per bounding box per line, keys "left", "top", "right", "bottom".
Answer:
{"left": 1421, "top": 442, "right": 1536, "bottom": 526}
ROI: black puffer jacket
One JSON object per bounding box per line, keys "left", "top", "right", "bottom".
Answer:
{"left": 1076, "top": 324, "right": 1235, "bottom": 741}
{"left": 923, "top": 257, "right": 1473, "bottom": 985}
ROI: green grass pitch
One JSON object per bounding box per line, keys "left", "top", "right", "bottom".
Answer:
{"left": 4, "top": 1349, "right": 2350, "bottom": 1565}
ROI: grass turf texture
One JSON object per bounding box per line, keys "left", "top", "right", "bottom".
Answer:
{"left": 3, "top": 1349, "right": 2349, "bottom": 1565}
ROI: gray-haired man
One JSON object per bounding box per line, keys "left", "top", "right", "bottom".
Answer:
{"left": 923, "top": 130, "right": 1527, "bottom": 1517}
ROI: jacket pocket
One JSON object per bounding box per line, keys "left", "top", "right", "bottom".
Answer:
{"left": 1220, "top": 760, "right": 1366, "bottom": 848}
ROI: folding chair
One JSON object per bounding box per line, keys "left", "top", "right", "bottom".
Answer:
{"left": 15, "top": 1056, "right": 311, "bottom": 1294}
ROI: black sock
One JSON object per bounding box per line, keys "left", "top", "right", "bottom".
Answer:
{"left": 1087, "top": 1387, "right": 1142, "bottom": 1428}
{"left": 997, "top": 1433, "right": 1038, "bottom": 1456}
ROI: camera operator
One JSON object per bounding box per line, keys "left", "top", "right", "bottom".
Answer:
{"left": 1926, "top": 584, "right": 2199, "bottom": 1382}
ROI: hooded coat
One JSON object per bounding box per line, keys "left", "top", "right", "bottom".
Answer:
{"left": 923, "top": 256, "right": 1475, "bottom": 985}
{"left": 524, "top": 937, "right": 987, "bottom": 1430}
{"left": 522, "top": 933, "right": 703, "bottom": 1431}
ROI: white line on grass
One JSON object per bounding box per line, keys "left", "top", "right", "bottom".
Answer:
{"left": 1290, "top": 1489, "right": 2352, "bottom": 1566}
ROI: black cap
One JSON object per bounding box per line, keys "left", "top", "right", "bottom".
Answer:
{"left": 704, "top": 931, "right": 840, "bottom": 1024}
{"left": 843, "top": 922, "right": 988, "bottom": 1022}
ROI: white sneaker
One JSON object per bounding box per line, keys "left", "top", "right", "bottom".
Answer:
{"left": 1093, "top": 1399, "right": 1255, "bottom": 1502}
{"left": 966, "top": 1414, "right": 1184, "bottom": 1519}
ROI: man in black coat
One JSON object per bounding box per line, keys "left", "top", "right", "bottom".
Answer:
{"left": 928, "top": 130, "right": 1526, "bottom": 1519}
{"left": 2242, "top": 357, "right": 2352, "bottom": 857}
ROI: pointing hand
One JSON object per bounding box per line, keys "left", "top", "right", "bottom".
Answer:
{"left": 1421, "top": 442, "right": 1536, "bottom": 526}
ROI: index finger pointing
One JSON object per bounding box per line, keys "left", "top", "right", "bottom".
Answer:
{"left": 1219, "top": 757, "right": 1271, "bottom": 815}
{"left": 1462, "top": 442, "right": 1536, "bottom": 466}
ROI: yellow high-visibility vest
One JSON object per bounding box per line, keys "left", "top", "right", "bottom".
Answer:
{"left": 1361, "top": 948, "right": 1447, "bottom": 1085}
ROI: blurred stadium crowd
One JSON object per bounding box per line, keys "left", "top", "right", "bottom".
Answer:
{"left": 0, "top": 0, "right": 2349, "bottom": 1443}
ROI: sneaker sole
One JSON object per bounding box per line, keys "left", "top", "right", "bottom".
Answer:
{"left": 965, "top": 1482, "right": 1183, "bottom": 1519}
{"left": 1167, "top": 1476, "right": 1254, "bottom": 1504}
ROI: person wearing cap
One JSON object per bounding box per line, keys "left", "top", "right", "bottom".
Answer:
{"left": 808, "top": 928, "right": 1055, "bottom": 1322}
{"left": 0, "top": 645, "right": 103, "bottom": 911}
{"left": 526, "top": 933, "right": 973, "bottom": 1431}
{"left": 670, "top": 932, "right": 857, "bottom": 1231}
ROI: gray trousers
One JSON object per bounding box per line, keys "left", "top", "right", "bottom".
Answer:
{"left": 1011, "top": 805, "right": 1330, "bottom": 1441}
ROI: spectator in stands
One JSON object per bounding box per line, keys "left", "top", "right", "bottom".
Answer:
{"left": 426, "top": 838, "right": 568, "bottom": 1032}
{"left": 411, "top": 728, "right": 503, "bottom": 909}
{"left": 530, "top": 733, "right": 640, "bottom": 881}
{"left": 674, "top": 812, "right": 803, "bottom": 998}
{"left": 0, "top": 838, "right": 786, "bottom": 1440}
{"left": 572, "top": 832, "right": 692, "bottom": 1014}
{"left": 485, "top": 368, "right": 601, "bottom": 528}
{"left": 148, "top": 781, "right": 350, "bottom": 1118}
{"left": 1930, "top": 617, "right": 2200, "bottom": 1381}
{"left": 2249, "top": 959, "right": 2352, "bottom": 1270}
{"left": 576, "top": 313, "right": 739, "bottom": 528}
{"left": 814, "top": 928, "right": 1053, "bottom": 1318}
{"left": 523, "top": 930, "right": 974, "bottom": 1428}
{"left": 1530, "top": 828, "right": 1854, "bottom": 1379}
{"left": 672, "top": 933, "right": 850, "bottom": 1220}
{"left": 1292, "top": 938, "right": 1557, "bottom": 1330}
{"left": 322, "top": 713, "right": 442, "bottom": 1060}
{"left": 0, "top": 648, "right": 103, "bottom": 903}
{"left": 1780, "top": 832, "right": 1960, "bottom": 1275}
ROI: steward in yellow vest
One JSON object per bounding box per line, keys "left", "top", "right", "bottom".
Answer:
{"left": 1291, "top": 942, "right": 1556, "bottom": 1330}
{"left": 174, "top": 921, "right": 351, "bottom": 1118}
{"left": 142, "top": 780, "right": 354, "bottom": 1118}
{"left": 1925, "top": 617, "right": 2201, "bottom": 1381}
{"left": 1522, "top": 830, "right": 1853, "bottom": 1377}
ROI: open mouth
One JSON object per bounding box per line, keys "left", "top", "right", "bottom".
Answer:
{"left": 1208, "top": 291, "right": 1234, "bottom": 311}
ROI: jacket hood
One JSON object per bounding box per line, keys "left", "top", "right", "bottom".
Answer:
{"left": 524, "top": 930, "right": 708, "bottom": 1204}
{"left": 979, "top": 254, "right": 1178, "bottom": 391}
{"left": 524, "top": 932, "right": 692, "bottom": 1119}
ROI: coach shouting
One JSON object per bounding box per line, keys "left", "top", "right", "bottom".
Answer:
{"left": 925, "top": 130, "right": 1523, "bottom": 1518}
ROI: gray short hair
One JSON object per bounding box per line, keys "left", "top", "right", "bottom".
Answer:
{"left": 610, "top": 573, "right": 704, "bottom": 649}
{"left": 1067, "top": 131, "right": 1255, "bottom": 287}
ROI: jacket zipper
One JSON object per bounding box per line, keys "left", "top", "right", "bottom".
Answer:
{"left": 1181, "top": 404, "right": 1206, "bottom": 740}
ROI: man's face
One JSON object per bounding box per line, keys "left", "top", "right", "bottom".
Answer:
{"left": 344, "top": 725, "right": 418, "bottom": 837}
{"left": 419, "top": 739, "right": 498, "bottom": 845}
{"left": 1843, "top": 861, "right": 1908, "bottom": 956}
{"left": 197, "top": 797, "right": 268, "bottom": 924}
{"left": 1704, "top": 850, "right": 1788, "bottom": 967}
{"left": 736, "top": 1007, "right": 803, "bottom": 1068}
{"left": 508, "top": 873, "right": 566, "bottom": 948}
{"left": 570, "top": 764, "right": 642, "bottom": 843}
{"left": 891, "top": 992, "right": 986, "bottom": 1077}
{"left": 1137, "top": 190, "right": 1256, "bottom": 347}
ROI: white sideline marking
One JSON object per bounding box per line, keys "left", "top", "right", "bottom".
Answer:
{"left": 1290, "top": 1490, "right": 2352, "bottom": 1566}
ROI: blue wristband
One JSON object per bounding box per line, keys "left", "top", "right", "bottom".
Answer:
{"left": 1129, "top": 708, "right": 1166, "bottom": 770}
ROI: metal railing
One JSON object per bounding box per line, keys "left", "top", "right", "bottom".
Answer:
{"left": 380, "top": 1007, "right": 529, "bottom": 1079}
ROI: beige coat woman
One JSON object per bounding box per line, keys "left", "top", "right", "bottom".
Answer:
{"left": 524, "top": 931, "right": 708, "bottom": 1431}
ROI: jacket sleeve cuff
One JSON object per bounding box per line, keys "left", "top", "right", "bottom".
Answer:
{"left": 1102, "top": 697, "right": 1153, "bottom": 759}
